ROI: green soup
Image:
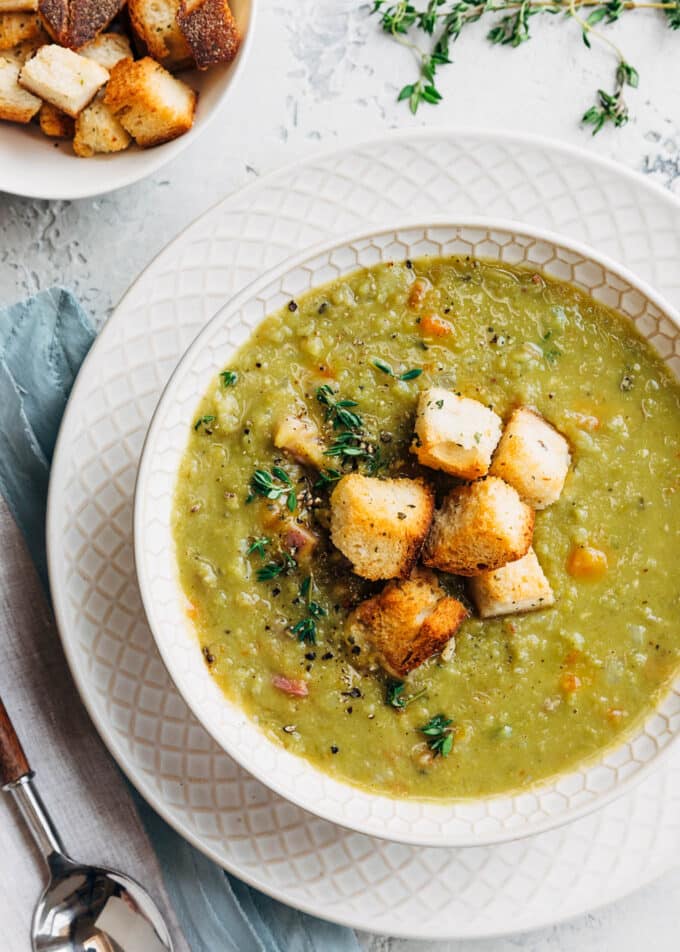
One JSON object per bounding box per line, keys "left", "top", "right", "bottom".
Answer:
{"left": 172, "top": 257, "right": 680, "bottom": 799}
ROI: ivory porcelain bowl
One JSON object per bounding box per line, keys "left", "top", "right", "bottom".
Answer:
{"left": 134, "top": 220, "right": 680, "bottom": 847}
{"left": 0, "top": 0, "right": 254, "bottom": 200}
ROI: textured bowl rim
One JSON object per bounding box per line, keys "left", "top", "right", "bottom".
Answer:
{"left": 0, "top": 0, "right": 257, "bottom": 201}
{"left": 136, "top": 215, "right": 680, "bottom": 847}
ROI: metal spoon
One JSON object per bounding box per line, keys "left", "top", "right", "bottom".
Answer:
{"left": 0, "top": 695, "right": 173, "bottom": 952}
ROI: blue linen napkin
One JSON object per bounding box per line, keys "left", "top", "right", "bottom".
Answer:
{"left": 0, "top": 287, "right": 362, "bottom": 952}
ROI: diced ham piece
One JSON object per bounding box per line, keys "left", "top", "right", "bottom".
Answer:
{"left": 283, "top": 523, "right": 318, "bottom": 560}
{"left": 272, "top": 675, "right": 308, "bottom": 697}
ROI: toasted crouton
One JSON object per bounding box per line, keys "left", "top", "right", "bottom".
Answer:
{"left": 347, "top": 568, "right": 468, "bottom": 677}
{"left": 412, "top": 388, "right": 502, "bottom": 480}
{"left": 0, "top": 52, "right": 39, "bottom": 119}
{"left": 38, "top": 0, "right": 125, "bottom": 49}
{"left": 274, "top": 412, "right": 325, "bottom": 469}
{"left": 490, "top": 406, "right": 571, "bottom": 509}
{"left": 0, "top": 11, "right": 41, "bottom": 48}
{"left": 39, "top": 100, "right": 72, "bottom": 135}
{"left": 78, "top": 32, "right": 132, "bottom": 69}
{"left": 103, "top": 56, "right": 196, "bottom": 147}
{"left": 469, "top": 547, "right": 554, "bottom": 618}
{"left": 177, "top": 0, "right": 240, "bottom": 69}
{"left": 128, "top": 0, "right": 193, "bottom": 71}
{"left": 73, "top": 94, "right": 131, "bottom": 156}
{"left": 330, "top": 474, "right": 434, "bottom": 581}
{"left": 0, "top": 1, "right": 37, "bottom": 11}
{"left": 424, "top": 476, "right": 534, "bottom": 576}
{"left": 19, "top": 44, "right": 108, "bottom": 116}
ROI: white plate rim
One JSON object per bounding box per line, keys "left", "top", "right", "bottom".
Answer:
{"left": 45, "top": 128, "right": 680, "bottom": 939}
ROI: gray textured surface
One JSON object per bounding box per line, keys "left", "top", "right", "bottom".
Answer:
{"left": 1, "top": 1, "right": 679, "bottom": 948}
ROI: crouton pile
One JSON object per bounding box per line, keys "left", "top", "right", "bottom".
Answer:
{"left": 0, "top": 0, "right": 240, "bottom": 156}
{"left": 309, "top": 389, "right": 569, "bottom": 678}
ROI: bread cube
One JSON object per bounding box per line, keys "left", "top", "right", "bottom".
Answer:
{"left": 0, "top": 52, "right": 39, "bottom": 120}
{"left": 469, "top": 547, "right": 554, "bottom": 618}
{"left": 177, "top": 0, "right": 240, "bottom": 70}
{"left": 19, "top": 45, "right": 108, "bottom": 116}
{"left": 129, "top": 0, "right": 193, "bottom": 71}
{"left": 347, "top": 568, "right": 468, "bottom": 677}
{"left": 490, "top": 406, "right": 570, "bottom": 509}
{"left": 274, "top": 412, "right": 325, "bottom": 469}
{"left": 424, "top": 476, "right": 534, "bottom": 576}
{"left": 78, "top": 32, "right": 132, "bottom": 69}
{"left": 104, "top": 56, "right": 196, "bottom": 148}
{"left": 38, "top": 0, "right": 125, "bottom": 49}
{"left": 330, "top": 474, "right": 434, "bottom": 580}
{"left": 0, "top": 11, "right": 41, "bottom": 48}
{"left": 0, "top": 1, "right": 37, "bottom": 11}
{"left": 412, "top": 388, "right": 502, "bottom": 480}
{"left": 73, "top": 94, "right": 131, "bottom": 156}
{"left": 39, "top": 100, "right": 73, "bottom": 135}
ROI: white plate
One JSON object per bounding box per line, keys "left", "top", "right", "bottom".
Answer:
{"left": 47, "top": 131, "right": 680, "bottom": 939}
{"left": 135, "top": 217, "right": 680, "bottom": 847}
{"left": 0, "top": 0, "right": 255, "bottom": 201}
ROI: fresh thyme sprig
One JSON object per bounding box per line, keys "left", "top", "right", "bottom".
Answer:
{"left": 372, "top": 0, "right": 677, "bottom": 133}
{"left": 220, "top": 370, "right": 238, "bottom": 387}
{"left": 291, "top": 576, "right": 326, "bottom": 643}
{"left": 194, "top": 414, "right": 216, "bottom": 432}
{"left": 316, "top": 385, "right": 363, "bottom": 430}
{"left": 314, "top": 467, "right": 343, "bottom": 491}
{"left": 256, "top": 551, "right": 297, "bottom": 581}
{"left": 325, "top": 431, "right": 384, "bottom": 473}
{"left": 246, "top": 536, "right": 270, "bottom": 557}
{"left": 419, "top": 713, "right": 455, "bottom": 756}
{"left": 249, "top": 467, "right": 297, "bottom": 512}
{"left": 372, "top": 358, "right": 423, "bottom": 381}
{"left": 386, "top": 680, "right": 427, "bottom": 709}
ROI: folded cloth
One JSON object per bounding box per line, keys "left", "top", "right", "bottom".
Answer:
{"left": 0, "top": 288, "right": 362, "bottom": 952}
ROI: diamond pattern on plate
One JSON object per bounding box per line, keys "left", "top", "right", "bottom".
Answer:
{"left": 47, "top": 132, "right": 680, "bottom": 939}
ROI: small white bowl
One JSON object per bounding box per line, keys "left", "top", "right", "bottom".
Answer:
{"left": 0, "top": 0, "right": 255, "bottom": 201}
{"left": 135, "top": 220, "right": 680, "bottom": 847}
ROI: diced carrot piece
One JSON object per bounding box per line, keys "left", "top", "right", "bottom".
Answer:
{"left": 560, "top": 672, "right": 582, "bottom": 694}
{"left": 408, "top": 278, "right": 430, "bottom": 309}
{"left": 272, "top": 675, "right": 308, "bottom": 697}
{"left": 567, "top": 546, "right": 608, "bottom": 579}
{"left": 564, "top": 649, "right": 582, "bottom": 666}
{"left": 420, "top": 312, "right": 453, "bottom": 337}
{"left": 186, "top": 603, "right": 198, "bottom": 620}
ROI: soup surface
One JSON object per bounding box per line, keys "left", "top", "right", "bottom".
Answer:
{"left": 173, "top": 257, "right": 680, "bottom": 799}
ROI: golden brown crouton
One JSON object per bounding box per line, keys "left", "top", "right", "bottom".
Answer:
{"left": 330, "top": 473, "right": 434, "bottom": 581}
{"left": 0, "top": 51, "right": 40, "bottom": 120}
{"left": 39, "top": 99, "right": 73, "bottom": 135}
{"left": 103, "top": 56, "right": 196, "bottom": 147}
{"left": 128, "top": 0, "right": 193, "bottom": 71}
{"left": 0, "top": 1, "right": 37, "bottom": 9}
{"left": 19, "top": 44, "right": 108, "bottom": 116}
{"left": 78, "top": 32, "right": 132, "bottom": 69}
{"left": 469, "top": 547, "right": 554, "bottom": 618}
{"left": 423, "top": 476, "right": 534, "bottom": 577}
{"left": 73, "top": 94, "right": 131, "bottom": 156}
{"left": 38, "top": 0, "right": 125, "bottom": 49}
{"left": 273, "top": 412, "right": 325, "bottom": 469}
{"left": 0, "top": 11, "right": 42, "bottom": 48}
{"left": 177, "top": 0, "right": 240, "bottom": 69}
{"left": 412, "top": 388, "right": 502, "bottom": 480}
{"left": 347, "top": 568, "right": 468, "bottom": 677}
{"left": 490, "top": 406, "right": 571, "bottom": 509}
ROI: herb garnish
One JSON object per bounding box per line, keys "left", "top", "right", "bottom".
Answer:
{"left": 419, "top": 713, "right": 454, "bottom": 757}
{"left": 291, "top": 576, "right": 326, "bottom": 643}
{"left": 256, "top": 552, "right": 297, "bottom": 581}
{"left": 372, "top": 358, "right": 423, "bottom": 381}
{"left": 246, "top": 536, "right": 270, "bottom": 557}
{"left": 249, "top": 467, "right": 297, "bottom": 512}
{"left": 325, "top": 431, "right": 384, "bottom": 473}
{"left": 220, "top": 370, "right": 238, "bottom": 387}
{"left": 314, "top": 467, "right": 343, "bottom": 490}
{"left": 194, "top": 415, "right": 216, "bottom": 431}
{"left": 316, "top": 385, "right": 363, "bottom": 430}
{"left": 386, "top": 679, "right": 427, "bottom": 709}
{"left": 372, "top": 0, "right": 673, "bottom": 133}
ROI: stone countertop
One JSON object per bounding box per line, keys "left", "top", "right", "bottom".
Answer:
{"left": 1, "top": 2, "right": 679, "bottom": 949}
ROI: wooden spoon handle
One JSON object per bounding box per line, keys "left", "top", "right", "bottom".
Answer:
{"left": 0, "top": 696, "right": 30, "bottom": 787}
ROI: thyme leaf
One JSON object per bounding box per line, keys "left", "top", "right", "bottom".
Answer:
{"left": 220, "top": 370, "right": 238, "bottom": 387}
{"left": 419, "top": 713, "right": 454, "bottom": 756}
{"left": 386, "top": 680, "right": 427, "bottom": 709}
{"left": 249, "top": 468, "right": 297, "bottom": 512}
